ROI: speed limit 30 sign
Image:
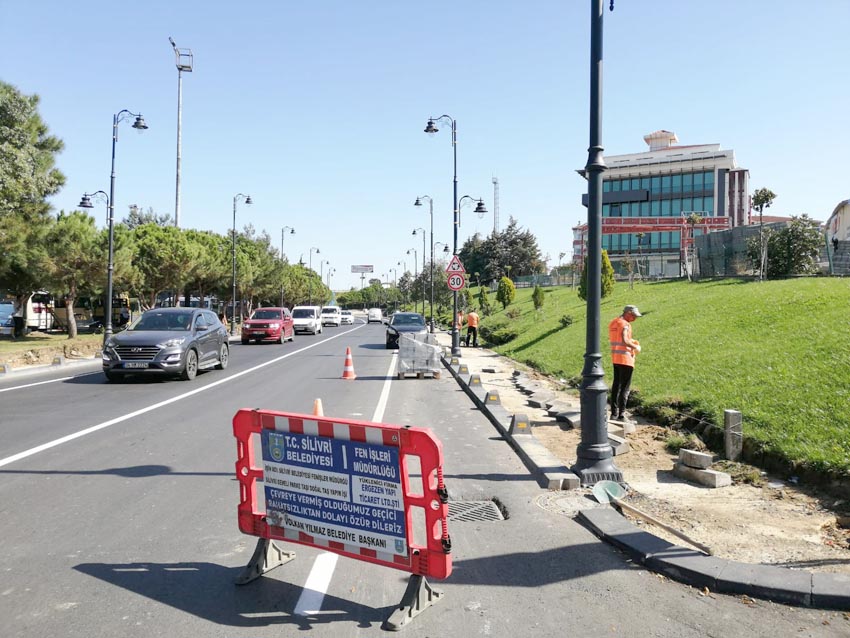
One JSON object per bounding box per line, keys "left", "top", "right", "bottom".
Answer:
{"left": 447, "top": 273, "right": 465, "bottom": 291}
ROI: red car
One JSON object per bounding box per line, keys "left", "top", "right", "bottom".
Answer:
{"left": 241, "top": 307, "right": 294, "bottom": 345}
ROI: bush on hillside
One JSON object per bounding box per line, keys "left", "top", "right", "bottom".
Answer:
{"left": 496, "top": 276, "right": 516, "bottom": 309}
{"left": 577, "top": 250, "right": 615, "bottom": 301}
{"left": 479, "top": 319, "right": 519, "bottom": 345}
{"left": 532, "top": 284, "right": 544, "bottom": 310}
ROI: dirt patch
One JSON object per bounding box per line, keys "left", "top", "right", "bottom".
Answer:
{"left": 462, "top": 347, "right": 850, "bottom": 575}
{"left": 1, "top": 335, "right": 102, "bottom": 368}
{"left": 535, "top": 417, "right": 850, "bottom": 574}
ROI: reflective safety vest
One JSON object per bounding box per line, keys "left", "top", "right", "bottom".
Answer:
{"left": 609, "top": 316, "right": 636, "bottom": 367}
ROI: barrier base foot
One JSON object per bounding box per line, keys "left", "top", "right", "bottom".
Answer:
{"left": 382, "top": 574, "right": 443, "bottom": 631}
{"left": 234, "top": 538, "right": 295, "bottom": 585}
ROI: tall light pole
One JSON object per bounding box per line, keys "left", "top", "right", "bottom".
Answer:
{"left": 424, "top": 115, "right": 462, "bottom": 355}
{"left": 412, "top": 228, "right": 426, "bottom": 315}
{"left": 231, "top": 193, "right": 252, "bottom": 335}
{"left": 326, "top": 267, "right": 335, "bottom": 289}
{"left": 572, "top": 0, "right": 623, "bottom": 486}
{"left": 414, "top": 196, "right": 435, "bottom": 331}
{"left": 406, "top": 248, "right": 418, "bottom": 311}
{"left": 103, "top": 110, "right": 148, "bottom": 342}
{"left": 169, "top": 37, "right": 193, "bottom": 228}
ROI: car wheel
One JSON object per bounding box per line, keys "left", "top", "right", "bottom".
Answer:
{"left": 104, "top": 370, "right": 122, "bottom": 382}
{"left": 181, "top": 349, "right": 199, "bottom": 380}
{"left": 216, "top": 343, "right": 229, "bottom": 370}
{"left": 386, "top": 341, "right": 394, "bottom": 349}
{"left": 241, "top": 338, "right": 249, "bottom": 345}
{"left": 276, "top": 333, "right": 283, "bottom": 344}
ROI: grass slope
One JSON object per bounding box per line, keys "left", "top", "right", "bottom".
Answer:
{"left": 480, "top": 278, "right": 850, "bottom": 476}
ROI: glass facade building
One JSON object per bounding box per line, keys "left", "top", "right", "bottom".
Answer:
{"left": 573, "top": 130, "right": 749, "bottom": 278}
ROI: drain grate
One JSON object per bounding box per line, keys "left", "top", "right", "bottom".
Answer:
{"left": 448, "top": 500, "right": 505, "bottom": 522}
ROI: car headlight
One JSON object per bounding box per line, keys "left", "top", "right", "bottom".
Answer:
{"left": 387, "top": 327, "right": 398, "bottom": 336}
{"left": 269, "top": 323, "right": 280, "bottom": 329}
{"left": 104, "top": 337, "right": 118, "bottom": 349}
{"left": 157, "top": 336, "right": 188, "bottom": 348}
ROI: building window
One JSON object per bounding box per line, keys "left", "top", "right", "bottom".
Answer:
{"left": 662, "top": 175, "right": 672, "bottom": 194}
{"left": 603, "top": 180, "right": 611, "bottom": 193}
{"left": 651, "top": 176, "right": 661, "bottom": 194}
{"left": 661, "top": 199, "right": 671, "bottom": 216}
{"left": 612, "top": 180, "right": 621, "bottom": 192}
{"left": 693, "top": 197, "right": 704, "bottom": 212}
{"left": 672, "top": 198, "right": 682, "bottom": 215}
{"left": 603, "top": 204, "right": 610, "bottom": 217}
{"left": 694, "top": 172, "right": 704, "bottom": 190}
{"left": 683, "top": 172, "right": 693, "bottom": 193}
{"left": 682, "top": 197, "right": 693, "bottom": 213}
{"left": 630, "top": 178, "right": 640, "bottom": 190}
{"left": 641, "top": 177, "right": 650, "bottom": 190}
{"left": 611, "top": 204, "right": 621, "bottom": 217}
{"left": 640, "top": 201, "right": 649, "bottom": 217}
{"left": 704, "top": 196, "right": 714, "bottom": 213}
{"left": 672, "top": 174, "right": 682, "bottom": 192}
{"left": 705, "top": 171, "right": 715, "bottom": 188}
{"left": 651, "top": 200, "right": 661, "bottom": 216}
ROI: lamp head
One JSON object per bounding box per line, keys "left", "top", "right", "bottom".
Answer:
{"left": 424, "top": 118, "right": 438, "bottom": 134}
{"left": 289, "top": 228, "right": 295, "bottom": 234}
{"left": 79, "top": 195, "right": 93, "bottom": 209}
{"left": 414, "top": 197, "right": 422, "bottom": 207}
{"left": 132, "top": 115, "right": 148, "bottom": 130}
{"left": 443, "top": 245, "right": 450, "bottom": 254}
{"left": 474, "top": 199, "right": 488, "bottom": 215}
{"left": 245, "top": 195, "right": 253, "bottom": 205}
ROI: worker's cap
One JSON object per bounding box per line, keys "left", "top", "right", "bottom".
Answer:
{"left": 623, "top": 305, "right": 642, "bottom": 317}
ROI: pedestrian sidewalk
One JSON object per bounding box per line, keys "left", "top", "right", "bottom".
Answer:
{"left": 434, "top": 329, "right": 850, "bottom": 612}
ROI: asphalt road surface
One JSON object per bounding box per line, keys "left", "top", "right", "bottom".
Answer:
{"left": 0, "top": 321, "right": 845, "bottom": 637}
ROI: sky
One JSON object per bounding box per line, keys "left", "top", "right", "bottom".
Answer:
{"left": 2, "top": 1, "right": 848, "bottom": 291}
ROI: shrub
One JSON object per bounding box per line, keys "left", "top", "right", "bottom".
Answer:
{"left": 559, "top": 314, "right": 574, "bottom": 328}
{"left": 479, "top": 318, "right": 519, "bottom": 345}
{"left": 578, "top": 250, "right": 615, "bottom": 301}
{"left": 532, "top": 284, "right": 544, "bottom": 310}
{"left": 496, "top": 276, "right": 516, "bottom": 309}
{"left": 505, "top": 308, "right": 521, "bottom": 320}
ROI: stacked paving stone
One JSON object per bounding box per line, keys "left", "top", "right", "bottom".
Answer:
{"left": 672, "top": 449, "right": 732, "bottom": 488}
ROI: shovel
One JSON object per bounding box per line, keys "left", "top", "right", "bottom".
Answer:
{"left": 591, "top": 480, "right": 713, "bottom": 556}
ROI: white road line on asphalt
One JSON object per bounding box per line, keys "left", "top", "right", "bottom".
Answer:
{"left": 293, "top": 552, "right": 339, "bottom": 616}
{"left": 292, "top": 349, "right": 398, "bottom": 616}
{"left": 371, "top": 353, "right": 398, "bottom": 423}
{"left": 0, "top": 376, "right": 75, "bottom": 393}
{"left": 0, "top": 325, "right": 365, "bottom": 469}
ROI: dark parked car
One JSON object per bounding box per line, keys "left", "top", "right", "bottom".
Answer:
{"left": 241, "top": 307, "right": 294, "bottom": 344}
{"left": 102, "top": 308, "right": 229, "bottom": 382}
{"left": 385, "top": 312, "right": 427, "bottom": 349}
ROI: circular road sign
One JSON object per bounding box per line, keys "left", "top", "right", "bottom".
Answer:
{"left": 447, "top": 273, "right": 465, "bottom": 291}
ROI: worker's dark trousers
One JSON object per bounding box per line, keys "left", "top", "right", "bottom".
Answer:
{"left": 465, "top": 326, "right": 478, "bottom": 347}
{"left": 610, "top": 364, "right": 634, "bottom": 418}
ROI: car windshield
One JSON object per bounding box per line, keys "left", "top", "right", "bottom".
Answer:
{"left": 391, "top": 314, "right": 425, "bottom": 326}
{"left": 292, "top": 309, "right": 314, "bottom": 318}
{"left": 342, "top": 311, "right": 351, "bottom": 315}
{"left": 252, "top": 309, "right": 281, "bottom": 320}
{"left": 322, "top": 308, "right": 338, "bottom": 314}
{"left": 132, "top": 312, "right": 193, "bottom": 331}
{"left": 0, "top": 304, "right": 12, "bottom": 320}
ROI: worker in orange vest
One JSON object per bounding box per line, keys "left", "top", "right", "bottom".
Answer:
{"left": 608, "top": 305, "right": 642, "bottom": 422}
{"left": 465, "top": 309, "right": 480, "bottom": 347}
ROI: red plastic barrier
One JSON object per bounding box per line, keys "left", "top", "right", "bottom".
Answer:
{"left": 233, "top": 408, "right": 452, "bottom": 579}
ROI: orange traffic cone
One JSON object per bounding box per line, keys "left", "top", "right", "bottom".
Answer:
{"left": 313, "top": 398, "right": 324, "bottom": 416}
{"left": 341, "top": 347, "right": 357, "bottom": 380}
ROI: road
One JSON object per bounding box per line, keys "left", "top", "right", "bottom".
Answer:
{"left": 0, "top": 320, "right": 844, "bottom": 637}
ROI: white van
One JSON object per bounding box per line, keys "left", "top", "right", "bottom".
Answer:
{"left": 321, "top": 305, "right": 342, "bottom": 326}
{"left": 367, "top": 308, "right": 383, "bottom": 324}
{"left": 291, "top": 306, "right": 322, "bottom": 334}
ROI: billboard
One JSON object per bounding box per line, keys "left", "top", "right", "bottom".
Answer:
{"left": 350, "top": 265, "right": 374, "bottom": 273}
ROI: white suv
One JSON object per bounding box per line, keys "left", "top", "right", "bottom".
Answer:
{"left": 292, "top": 306, "right": 322, "bottom": 334}
{"left": 321, "top": 305, "right": 342, "bottom": 327}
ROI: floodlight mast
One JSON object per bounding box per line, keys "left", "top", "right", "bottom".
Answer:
{"left": 170, "top": 37, "right": 193, "bottom": 228}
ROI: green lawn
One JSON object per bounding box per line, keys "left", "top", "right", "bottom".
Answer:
{"left": 477, "top": 277, "right": 850, "bottom": 476}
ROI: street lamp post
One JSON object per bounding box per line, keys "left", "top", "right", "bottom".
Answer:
{"left": 572, "top": 0, "right": 623, "bottom": 486}
{"left": 326, "top": 267, "right": 335, "bottom": 289}
{"left": 309, "top": 247, "right": 320, "bottom": 304}
{"left": 424, "top": 115, "right": 463, "bottom": 355}
{"left": 78, "top": 191, "right": 109, "bottom": 333}
{"left": 411, "top": 228, "right": 426, "bottom": 315}
{"left": 406, "top": 248, "right": 418, "bottom": 311}
{"left": 101, "top": 110, "right": 148, "bottom": 343}
{"left": 279, "top": 226, "right": 295, "bottom": 306}
{"left": 169, "top": 37, "right": 193, "bottom": 228}
{"left": 414, "top": 196, "right": 435, "bottom": 331}
{"left": 232, "top": 193, "right": 253, "bottom": 335}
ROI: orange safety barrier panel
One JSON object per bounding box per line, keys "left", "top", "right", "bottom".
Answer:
{"left": 233, "top": 408, "right": 452, "bottom": 580}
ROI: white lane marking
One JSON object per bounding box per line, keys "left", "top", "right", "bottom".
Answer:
{"left": 0, "top": 325, "right": 365, "bottom": 469}
{"left": 0, "top": 376, "right": 75, "bottom": 393}
{"left": 293, "top": 552, "right": 339, "bottom": 616}
{"left": 371, "top": 353, "right": 398, "bottom": 423}
{"left": 291, "top": 346, "right": 397, "bottom": 615}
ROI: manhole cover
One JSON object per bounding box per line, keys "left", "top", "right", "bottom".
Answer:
{"left": 535, "top": 491, "right": 601, "bottom": 517}
{"left": 448, "top": 500, "right": 505, "bottom": 522}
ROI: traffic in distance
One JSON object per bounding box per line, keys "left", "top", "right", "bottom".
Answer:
{"left": 97, "top": 305, "right": 427, "bottom": 382}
